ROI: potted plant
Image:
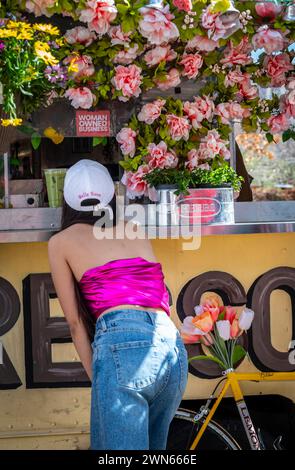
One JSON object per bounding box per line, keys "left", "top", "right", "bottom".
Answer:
{"left": 117, "top": 97, "right": 244, "bottom": 225}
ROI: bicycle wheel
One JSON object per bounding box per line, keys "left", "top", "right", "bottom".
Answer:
{"left": 167, "top": 408, "right": 241, "bottom": 450}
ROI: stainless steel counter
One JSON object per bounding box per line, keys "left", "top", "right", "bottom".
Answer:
{"left": 0, "top": 202, "right": 294, "bottom": 243}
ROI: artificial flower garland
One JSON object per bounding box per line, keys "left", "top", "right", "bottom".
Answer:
{"left": 117, "top": 97, "right": 244, "bottom": 198}
{"left": 0, "top": 0, "right": 293, "bottom": 141}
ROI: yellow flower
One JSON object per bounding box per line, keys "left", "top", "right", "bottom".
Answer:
{"left": 55, "top": 38, "right": 65, "bottom": 47}
{"left": 0, "top": 29, "right": 18, "bottom": 38}
{"left": 1, "top": 118, "right": 23, "bottom": 127}
{"left": 34, "top": 41, "right": 58, "bottom": 66}
{"left": 17, "top": 30, "right": 34, "bottom": 40}
{"left": 209, "top": 0, "right": 231, "bottom": 13}
{"left": 68, "top": 57, "right": 79, "bottom": 74}
{"left": 44, "top": 127, "right": 64, "bottom": 144}
{"left": 33, "top": 24, "right": 60, "bottom": 36}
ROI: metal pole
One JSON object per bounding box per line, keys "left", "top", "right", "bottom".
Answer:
{"left": 229, "top": 120, "right": 238, "bottom": 171}
{"left": 3, "top": 152, "right": 9, "bottom": 209}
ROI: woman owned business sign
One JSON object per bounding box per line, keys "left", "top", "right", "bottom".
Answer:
{"left": 75, "top": 110, "right": 111, "bottom": 137}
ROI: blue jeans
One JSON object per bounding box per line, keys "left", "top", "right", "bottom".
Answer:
{"left": 90, "top": 308, "right": 188, "bottom": 450}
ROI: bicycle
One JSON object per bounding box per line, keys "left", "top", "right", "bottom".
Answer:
{"left": 167, "top": 371, "right": 295, "bottom": 450}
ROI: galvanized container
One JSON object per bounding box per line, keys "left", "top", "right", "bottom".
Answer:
{"left": 177, "top": 185, "right": 235, "bottom": 226}
{"left": 152, "top": 185, "right": 235, "bottom": 226}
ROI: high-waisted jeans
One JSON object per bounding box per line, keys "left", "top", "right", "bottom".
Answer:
{"left": 90, "top": 308, "right": 188, "bottom": 450}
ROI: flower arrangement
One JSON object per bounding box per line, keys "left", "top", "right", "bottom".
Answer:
{"left": 0, "top": 18, "right": 62, "bottom": 126}
{"left": 117, "top": 97, "right": 243, "bottom": 198}
{"left": 0, "top": 0, "right": 293, "bottom": 140}
{"left": 179, "top": 293, "right": 255, "bottom": 372}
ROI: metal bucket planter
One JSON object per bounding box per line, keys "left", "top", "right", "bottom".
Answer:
{"left": 152, "top": 184, "right": 180, "bottom": 227}
{"left": 177, "top": 185, "right": 235, "bottom": 226}
{"left": 152, "top": 184, "right": 234, "bottom": 226}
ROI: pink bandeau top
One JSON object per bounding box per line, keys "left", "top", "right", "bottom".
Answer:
{"left": 78, "top": 257, "right": 171, "bottom": 319}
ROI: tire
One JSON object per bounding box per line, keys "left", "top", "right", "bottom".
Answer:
{"left": 167, "top": 408, "right": 241, "bottom": 450}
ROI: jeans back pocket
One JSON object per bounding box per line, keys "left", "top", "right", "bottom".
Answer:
{"left": 111, "top": 339, "right": 165, "bottom": 390}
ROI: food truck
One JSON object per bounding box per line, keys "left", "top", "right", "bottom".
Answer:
{"left": 0, "top": 0, "right": 294, "bottom": 450}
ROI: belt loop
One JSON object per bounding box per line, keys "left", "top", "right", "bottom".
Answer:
{"left": 100, "top": 315, "right": 107, "bottom": 332}
{"left": 146, "top": 310, "right": 155, "bottom": 326}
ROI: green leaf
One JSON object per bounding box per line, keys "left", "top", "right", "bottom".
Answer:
{"left": 232, "top": 345, "right": 246, "bottom": 365}
{"left": 31, "top": 132, "right": 41, "bottom": 150}
{"left": 266, "top": 132, "right": 274, "bottom": 143}
{"left": 18, "top": 125, "right": 35, "bottom": 136}
{"left": 93, "top": 137, "right": 108, "bottom": 147}
{"left": 218, "top": 310, "right": 225, "bottom": 321}
{"left": 282, "top": 130, "right": 291, "bottom": 143}
{"left": 116, "top": 4, "right": 129, "bottom": 14}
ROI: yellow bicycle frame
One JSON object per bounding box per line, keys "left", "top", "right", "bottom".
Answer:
{"left": 190, "top": 371, "right": 295, "bottom": 450}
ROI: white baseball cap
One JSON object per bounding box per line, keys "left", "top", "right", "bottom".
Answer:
{"left": 63, "top": 159, "right": 115, "bottom": 211}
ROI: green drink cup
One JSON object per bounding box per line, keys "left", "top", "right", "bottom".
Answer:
{"left": 44, "top": 168, "right": 67, "bottom": 208}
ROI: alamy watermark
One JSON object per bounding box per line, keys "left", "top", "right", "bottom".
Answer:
{"left": 91, "top": 195, "right": 203, "bottom": 251}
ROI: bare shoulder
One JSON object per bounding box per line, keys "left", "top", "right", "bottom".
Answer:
{"left": 48, "top": 230, "right": 66, "bottom": 253}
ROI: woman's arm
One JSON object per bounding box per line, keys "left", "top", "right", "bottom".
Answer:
{"left": 48, "top": 234, "right": 93, "bottom": 381}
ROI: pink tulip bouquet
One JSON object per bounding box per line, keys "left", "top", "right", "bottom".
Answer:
{"left": 180, "top": 294, "right": 254, "bottom": 372}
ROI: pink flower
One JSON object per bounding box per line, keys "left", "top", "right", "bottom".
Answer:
{"left": 144, "top": 45, "right": 177, "bottom": 67}
{"left": 111, "top": 64, "right": 143, "bottom": 102}
{"left": 255, "top": 2, "right": 283, "bottom": 19}
{"left": 64, "top": 27, "right": 96, "bottom": 47}
{"left": 155, "top": 68, "right": 181, "bottom": 91}
{"left": 215, "top": 103, "right": 230, "bottom": 124}
{"left": 252, "top": 26, "right": 288, "bottom": 54}
{"left": 64, "top": 55, "right": 95, "bottom": 80}
{"left": 108, "top": 25, "right": 131, "bottom": 46}
{"left": 224, "top": 69, "right": 247, "bottom": 88}
{"left": 146, "top": 141, "right": 178, "bottom": 169}
{"left": 116, "top": 127, "right": 137, "bottom": 157}
{"left": 185, "top": 149, "right": 210, "bottom": 171}
{"left": 280, "top": 91, "right": 295, "bottom": 118}
{"left": 179, "top": 317, "right": 202, "bottom": 343}
{"left": 221, "top": 37, "right": 252, "bottom": 67}
{"left": 173, "top": 0, "right": 192, "bottom": 12}
{"left": 65, "top": 87, "right": 95, "bottom": 109}
{"left": 230, "top": 319, "right": 241, "bottom": 338}
{"left": 79, "top": 0, "right": 117, "bottom": 36}
{"left": 139, "top": 5, "right": 179, "bottom": 46}
{"left": 166, "top": 114, "right": 191, "bottom": 141}
{"left": 138, "top": 99, "right": 166, "bottom": 124}
{"left": 215, "top": 102, "right": 250, "bottom": 125}
{"left": 267, "top": 114, "right": 290, "bottom": 134}
{"left": 121, "top": 165, "right": 148, "bottom": 199}
{"left": 114, "top": 45, "right": 140, "bottom": 65}
{"left": 179, "top": 53, "right": 203, "bottom": 80}
{"left": 183, "top": 96, "right": 215, "bottom": 130}
{"left": 186, "top": 35, "right": 219, "bottom": 52}
{"left": 201, "top": 6, "right": 240, "bottom": 41}
{"left": 197, "top": 130, "right": 230, "bottom": 160}
{"left": 263, "top": 53, "right": 293, "bottom": 87}
{"left": 25, "top": 0, "right": 55, "bottom": 16}
{"left": 237, "top": 80, "right": 258, "bottom": 100}
{"left": 225, "top": 306, "right": 237, "bottom": 323}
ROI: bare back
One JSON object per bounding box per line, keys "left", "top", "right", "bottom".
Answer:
{"left": 52, "top": 220, "right": 158, "bottom": 283}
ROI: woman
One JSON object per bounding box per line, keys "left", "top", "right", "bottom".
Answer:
{"left": 48, "top": 159, "right": 188, "bottom": 451}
